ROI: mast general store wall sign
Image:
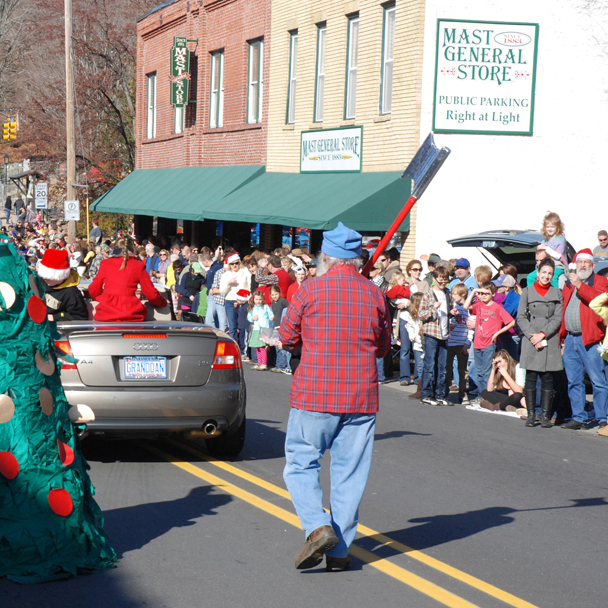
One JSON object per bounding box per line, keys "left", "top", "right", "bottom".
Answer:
{"left": 433, "top": 19, "right": 539, "bottom": 135}
{"left": 170, "top": 36, "right": 190, "bottom": 107}
{"left": 301, "top": 126, "right": 362, "bottom": 173}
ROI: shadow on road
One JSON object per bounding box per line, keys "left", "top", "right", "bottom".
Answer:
{"left": 374, "top": 430, "right": 432, "bottom": 441}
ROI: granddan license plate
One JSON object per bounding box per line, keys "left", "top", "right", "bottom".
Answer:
{"left": 123, "top": 356, "right": 167, "bottom": 379}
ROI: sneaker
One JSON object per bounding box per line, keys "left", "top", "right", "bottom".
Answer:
{"left": 436, "top": 398, "right": 450, "bottom": 406}
{"left": 256, "top": 365, "right": 268, "bottom": 371}
{"left": 598, "top": 421, "right": 607, "bottom": 429}
{"left": 469, "top": 397, "right": 482, "bottom": 407}
{"left": 251, "top": 364, "right": 261, "bottom": 370}
{"left": 399, "top": 380, "right": 410, "bottom": 386}
{"left": 421, "top": 397, "right": 439, "bottom": 406}
{"left": 461, "top": 395, "right": 471, "bottom": 405}
{"left": 280, "top": 368, "right": 292, "bottom": 375}
{"left": 269, "top": 368, "right": 280, "bottom": 373}
{"left": 561, "top": 419, "right": 586, "bottom": 430}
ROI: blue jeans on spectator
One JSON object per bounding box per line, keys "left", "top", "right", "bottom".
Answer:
{"left": 474, "top": 344, "right": 496, "bottom": 396}
{"left": 467, "top": 347, "right": 479, "bottom": 398}
{"left": 205, "top": 294, "right": 228, "bottom": 331}
{"left": 498, "top": 333, "right": 521, "bottom": 362}
{"left": 563, "top": 334, "right": 608, "bottom": 423}
{"left": 4, "top": 209, "right": 9, "bottom": 223}
{"left": 283, "top": 408, "right": 375, "bottom": 558}
{"left": 224, "top": 300, "right": 239, "bottom": 341}
{"left": 413, "top": 349, "right": 424, "bottom": 381}
{"left": 276, "top": 347, "right": 292, "bottom": 370}
{"left": 399, "top": 319, "right": 412, "bottom": 383}
{"left": 236, "top": 302, "right": 249, "bottom": 355}
{"left": 421, "top": 336, "right": 447, "bottom": 400}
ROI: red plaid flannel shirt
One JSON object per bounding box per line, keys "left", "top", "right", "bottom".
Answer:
{"left": 278, "top": 264, "right": 392, "bottom": 414}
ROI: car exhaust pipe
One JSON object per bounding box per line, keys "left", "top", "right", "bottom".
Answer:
{"left": 185, "top": 420, "right": 221, "bottom": 439}
{"left": 204, "top": 420, "right": 218, "bottom": 435}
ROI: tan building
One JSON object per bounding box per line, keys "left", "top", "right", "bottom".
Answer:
{"left": 266, "top": 0, "right": 427, "bottom": 259}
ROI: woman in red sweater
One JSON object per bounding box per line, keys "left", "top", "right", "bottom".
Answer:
{"left": 88, "top": 238, "right": 167, "bottom": 322}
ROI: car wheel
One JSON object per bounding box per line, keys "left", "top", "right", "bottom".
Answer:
{"left": 205, "top": 416, "right": 246, "bottom": 457}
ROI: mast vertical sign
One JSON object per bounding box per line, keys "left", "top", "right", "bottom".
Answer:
{"left": 170, "top": 37, "right": 190, "bottom": 107}
{"left": 433, "top": 19, "right": 539, "bottom": 135}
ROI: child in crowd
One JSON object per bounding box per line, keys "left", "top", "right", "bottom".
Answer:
{"left": 479, "top": 350, "right": 525, "bottom": 412}
{"left": 403, "top": 293, "right": 425, "bottom": 399}
{"left": 418, "top": 267, "right": 452, "bottom": 406}
{"left": 385, "top": 272, "right": 411, "bottom": 303}
{"left": 269, "top": 285, "right": 291, "bottom": 374}
{"left": 539, "top": 211, "right": 568, "bottom": 270}
{"left": 247, "top": 290, "right": 274, "bottom": 371}
{"left": 446, "top": 283, "right": 471, "bottom": 404}
{"left": 464, "top": 282, "right": 515, "bottom": 398}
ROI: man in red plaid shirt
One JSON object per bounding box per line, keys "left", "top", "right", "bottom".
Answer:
{"left": 278, "top": 222, "right": 391, "bottom": 572}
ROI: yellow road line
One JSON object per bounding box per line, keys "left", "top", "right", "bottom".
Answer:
{"left": 145, "top": 442, "right": 481, "bottom": 608}
{"left": 168, "top": 439, "right": 540, "bottom": 608}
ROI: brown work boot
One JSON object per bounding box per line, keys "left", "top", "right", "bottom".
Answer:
{"left": 295, "top": 525, "right": 339, "bottom": 570}
{"left": 408, "top": 380, "right": 422, "bottom": 400}
{"left": 326, "top": 555, "right": 352, "bottom": 572}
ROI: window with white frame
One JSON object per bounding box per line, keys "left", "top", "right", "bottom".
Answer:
{"left": 314, "top": 24, "right": 327, "bottom": 122}
{"left": 286, "top": 31, "right": 298, "bottom": 124}
{"left": 209, "top": 51, "right": 224, "bottom": 128}
{"left": 381, "top": 5, "right": 395, "bottom": 114}
{"left": 146, "top": 72, "right": 156, "bottom": 139}
{"left": 345, "top": 16, "right": 359, "bottom": 119}
{"left": 174, "top": 105, "right": 184, "bottom": 134}
{"left": 247, "top": 40, "right": 264, "bottom": 123}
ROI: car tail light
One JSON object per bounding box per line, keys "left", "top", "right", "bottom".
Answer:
{"left": 212, "top": 341, "right": 242, "bottom": 370}
{"left": 122, "top": 334, "right": 167, "bottom": 339}
{"left": 54, "top": 340, "right": 77, "bottom": 370}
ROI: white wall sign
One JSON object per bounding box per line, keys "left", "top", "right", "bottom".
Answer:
{"left": 64, "top": 199, "right": 80, "bottom": 221}
{"left": 35, "top": 182, "right": 48, "bottom": 209}
{"left": 301, "top": 126, "right": 362, "bottom": 173}
{"left": 433, "top": 19, "right": 539, "bottom": 135}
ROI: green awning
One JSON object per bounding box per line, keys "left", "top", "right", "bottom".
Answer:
{"left": 90, "top": 165, "right": 265, "bottom": 220}
{"left": 90, "top": 167, "right": 411, "bottom": 231}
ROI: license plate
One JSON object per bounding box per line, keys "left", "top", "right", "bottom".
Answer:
{"left": 123, "top": 356, "right": 167, "bottom": 379}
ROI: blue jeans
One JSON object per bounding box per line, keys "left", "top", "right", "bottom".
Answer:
{"left": 276, "top": 347, "right": 291, "bottom": 370}
{"left": 467, "top": 347, "right": 479, "bottom": 397}
{"left": 563, "top": 334, "right": 608, "bottom": 423}
{"left": 413, "top": 349, "right": 424, "bottom": 380}
{"left": 474, "top": 345, "right": 496, "bottom": 394}
{"left": 205, "top": 295, "right": 228, "bottom": 331}
{"left": 421, "top": 336, "right": 447, "bottom": 399}
{"left": 399, "top": 319, "right": 412, "bottom": 382}
{"left": 4, "top": 208, "right": 9, "bottom": 223}
{"left": 284, "top": 408, "right": 375, "bottom": 558}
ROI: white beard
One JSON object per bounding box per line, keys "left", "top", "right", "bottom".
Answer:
{"left": 315, "top": 254, "right": 329, "bottom": 277}
{"left": 577, "top": 267, "right": 593, "bottom": 281}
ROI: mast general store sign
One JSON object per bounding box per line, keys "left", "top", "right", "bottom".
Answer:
{"left": 301, "top": 126, "right": 362, "bottom": 173}
{"left": 433, "top": 19, "right": 539, "bottom": 135}
{"left": 170, "top": 36, "right": 190, "bottom": 107}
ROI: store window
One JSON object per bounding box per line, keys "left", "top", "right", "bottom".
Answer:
{"left": 314, "top": 24, "right": 327, "bottom": 123}
{"left": 209, "top": 50, "right": 224, "bottom": 128}
{"left": 186, "top": 53, "right": 198, "bottom": 128}
{"left": 380, "top": 4, "right": 395, "bottom": 115}
{"left": 247, "top": 40, "right": 264, "bottom": 123}
{"left": 286, "top": 31, "right": 298, "bottom": 124}
{"left": 174, "top": 106, "right": 184, "bottom": 134}
{"left": 345, "top": 15, "right": 359, "bottom": 120}
{"left": 146, "top": 72, "right": 156, "bottom": 139}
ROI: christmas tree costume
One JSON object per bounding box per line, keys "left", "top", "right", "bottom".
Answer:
{"left": 0, "top": 235, "right": 117, "bottom": 583}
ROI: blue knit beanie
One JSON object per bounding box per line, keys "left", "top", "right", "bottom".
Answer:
{"left": 322, "top": 222, "right": 362, "bottom": 259}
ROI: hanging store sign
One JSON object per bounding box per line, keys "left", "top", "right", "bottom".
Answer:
{"left": 433, "top": 19, "right": 539, "bottom": 135}
{"left": 170, "top": 36, "right": 190, "bottom": 107}
{"left": 301, "top": 126, "right": 363, "bottom": 173}
{"left": 64, "top": 199, "right": 80, "bottom": 221}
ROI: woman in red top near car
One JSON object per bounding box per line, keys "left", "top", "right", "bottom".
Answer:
{"left": 88, "top": 238, "right": 168, "bottom": 322}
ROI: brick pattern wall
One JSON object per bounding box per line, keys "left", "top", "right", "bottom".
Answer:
{"left": 136, "top": 0, "right": 271, "bottom": 170}
{"left": 266, "top": 0, "right": 426, "bottom": 263}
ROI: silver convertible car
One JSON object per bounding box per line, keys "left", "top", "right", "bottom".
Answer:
{"left": 55, "top": 319, "right": 247, "bottom": 456}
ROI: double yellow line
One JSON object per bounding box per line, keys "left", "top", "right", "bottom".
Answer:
{"left": 142, "top": 440, "right": 540, "bottom": 608}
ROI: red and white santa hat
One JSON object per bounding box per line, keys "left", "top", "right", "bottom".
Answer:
{"left": 225, "top": 253, "right": 240, "bottom": 266}
{"left": 37, "top": 249, "right": 71, "bottom": 282}
{"left": 574, "top": 248, "right": 594, "bottom": 262}
{"left": 236, "top": 289, "right": 251, "bottom": 302}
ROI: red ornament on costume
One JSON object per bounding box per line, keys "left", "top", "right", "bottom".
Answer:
{"left": 48, "top": 489, "right": 74, "bottom": 517}
{"left": 0, "top": 451, "right": 19, "bottom": 479}
{"left": 27, "top": 295, "right": 47, "bottom": 323}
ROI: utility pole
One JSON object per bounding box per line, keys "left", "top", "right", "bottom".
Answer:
{"left": 65, "top": 0, "right": 76, "bottom": 244}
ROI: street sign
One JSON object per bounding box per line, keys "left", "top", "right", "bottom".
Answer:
{"left": 35, "top": 182, "right": 48, "bottom": 209}
{"left": 64, "top": 199, "right": 80, "bottom": 221}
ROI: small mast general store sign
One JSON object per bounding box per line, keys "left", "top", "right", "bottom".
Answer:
{"left": 433, "top": 19, "right": 539, "bottom": 135}
{"left": 170, "top": 37, "right": 190, "bottom": 107}
{"left": 301, "top": 126, "right": 363, "bottom": 173}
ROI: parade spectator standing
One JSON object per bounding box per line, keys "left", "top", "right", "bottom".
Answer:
{"left": 176, "top": 261, "right": 205, "bottom": 314}
{"left": 286, "top": 264, "right": 308, "bottom": 302}
{"left": 247, "top": 291, "right": 274, "bottom": 371}
{"left": 89, "top": 219, "right": 103, "bottom": 245}
{"left": 204, "top": 247, "right": 226, "bottom": 329}
{"left": 404, "top": 259, "right": 429, "bottom": 294}
{"left": 422, "top": 253, "right": 441, "bottom": 287}
{"left": 445, "top": 283, "right": 471, "bottom": 404}
{"left": 13, "top": 196, "right": 24, "bottom": 219}
{"left": 538, "top": 211, "right": 568, "bottom": 270}
{"left": 144, "top": 243, "right": 160, "bottom": 275}
{"left": 383, "top": 247, "right": 402, "bottom": 283}
{"left": 88, "top": 244, "right": 110, "bottom": 280}
{"left": 448, "top": 258, "right": 478, "bottom": 293}
{"left": 385, "top": 273, "right": 412, "bottom": 385}
{"left": 255, "top": 254, "right": 293, "bottom": 303}
{"left": 559, "top": 249, "right": 608, "bottom": 430}
{"left": 157, "top": 249, "right": 172, "bottom": 278}
{"left": 278, "top": 222, "right": 391, "bottom": 572}
{"left": 270, "top": 285, "right": 291, "bottom": 373}
{"left": 594, "top": 230, "right": 608, "bottom": 257}
{"left": 494, "top": 274, "right": 521, "bottom": 361}
{"left": 527, "top": 246, "right": 566, "bottom": 289}
{"left": 418, "top": 267, "right": 452, "bottom": 406}
{"left": 4, "top": 196, "right": 11, "bottom": 224}
{"left": 516, "top": 258, "right": 564, "bottom": 427}
{"left": 220, "top": 253, "right": 251, "bottom": 354}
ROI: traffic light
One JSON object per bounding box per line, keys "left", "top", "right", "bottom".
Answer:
{"left": 2, "top": 123, "right": 9, "bottom": 140}
{"left": 8, "top": 122, "right": 16, "bottom": 139}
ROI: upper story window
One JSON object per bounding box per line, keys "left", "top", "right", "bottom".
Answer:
{"left": 345, "top": 15, "right": 359, "bottom": 120}
{"left": 314, "top": 24, "right": 327, "bottom": 123}
{"left": 380, "top": 5, "right": 395, "bottom": 115}
{"left": 247, "top": 40, "right": 264, "bottom": 124}
{"left": 286, "top": 31, "right": 298, "bottom": 124}
{"left": 146, "top": 72, "right": 156, "bottom": 139}
{"left": 186, "top": 53, "right": 198, "bottom": 128}
{"left": 209, "top": 50, "right": 224, "bottom": 128}
{"left": 174, "top": 106, "right": 184, "bottom": 134}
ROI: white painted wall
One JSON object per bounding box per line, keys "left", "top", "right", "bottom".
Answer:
{"left": 416, "top": 0, "right": 608, "bottom": 269}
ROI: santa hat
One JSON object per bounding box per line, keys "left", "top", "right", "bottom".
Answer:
{"left": 574, "top": 248, "right": 594, "bottom": 262}
{"left": 225, "top": 253, "right": 240, "bottom": 265}
{"left": 37, "top": 249, "right": 70, "bottom": 282}
{"left": 236, "top": 289, "right": 251, "bottom": 302}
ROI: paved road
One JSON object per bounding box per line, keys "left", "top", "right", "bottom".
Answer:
{"left": 2, "top": 367, "right": 607, "bottom": 608}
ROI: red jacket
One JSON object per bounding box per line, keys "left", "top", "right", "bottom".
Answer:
{"left": 89, "top": 256, "right": 167, "bottom": 322}
{"left": 559, "top": 273, "right": 608, "bottom": 346}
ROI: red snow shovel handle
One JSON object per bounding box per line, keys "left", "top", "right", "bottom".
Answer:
{"left": 361, "top": 195, "right": 418, "bottom": 278}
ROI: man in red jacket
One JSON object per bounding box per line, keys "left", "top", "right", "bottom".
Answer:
{"left": 255, "top": 254, "right": 293, "bottom": 304}
{"left": 559, "top": 249, "right": 608, "bottom": 431}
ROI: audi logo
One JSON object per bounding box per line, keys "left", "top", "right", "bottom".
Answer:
{"left": 133, "top": 343, "right": 159, "bottom": 351}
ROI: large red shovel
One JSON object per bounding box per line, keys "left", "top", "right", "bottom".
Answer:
{"left": 361, "top": 133, "right": 451, "bottom": 277}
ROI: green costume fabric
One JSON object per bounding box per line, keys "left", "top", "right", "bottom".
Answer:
{"left": 0, "top": 235, "right": 117, "bottom": 583}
